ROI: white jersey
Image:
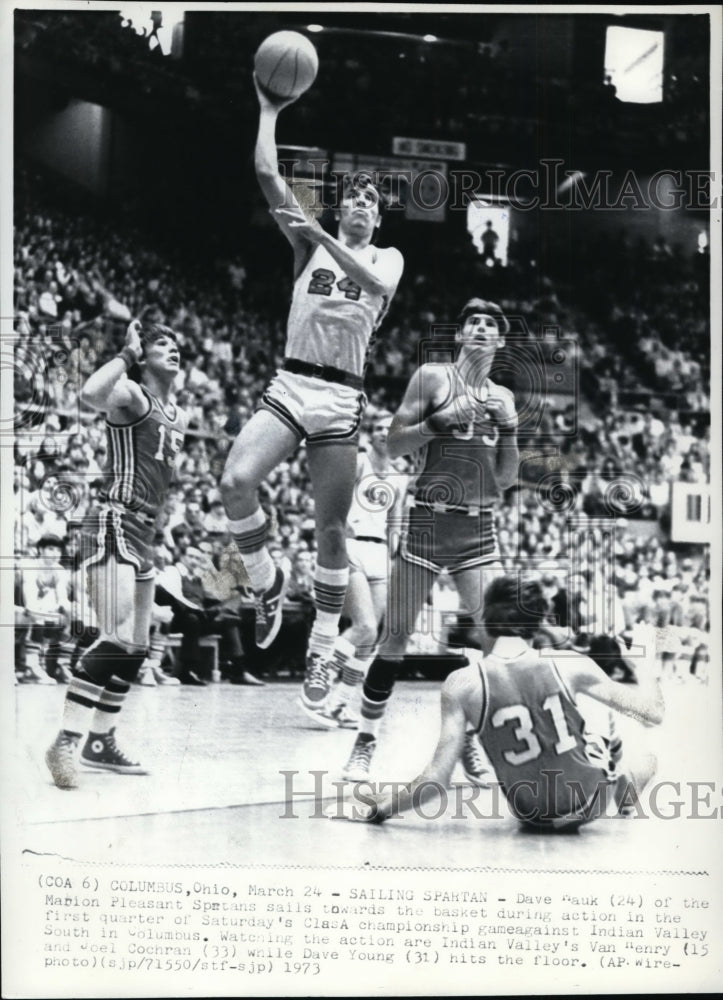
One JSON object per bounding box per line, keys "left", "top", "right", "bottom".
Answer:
{"left": 285, "top": 244, "right": 397, "bottom": 377}
{"left": 347, "top": 450, "right": 405, "bottom": 541}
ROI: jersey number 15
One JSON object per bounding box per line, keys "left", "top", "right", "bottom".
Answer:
{"left": 154, "top": 425, "right": 184, "bottom": 466}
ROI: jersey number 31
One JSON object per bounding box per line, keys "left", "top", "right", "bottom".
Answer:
{"left": 492, "top": 694, "right": 577, "bottom": 765}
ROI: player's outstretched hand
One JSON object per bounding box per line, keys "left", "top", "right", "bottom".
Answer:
{"left": 324, "top": 796, "right": 389, "bottom": 824}
{"left": 484, "top": 386, "right": 518, "bottom": 430}
{"left": 253, "top": 72, "right": 299, "bottom": 112}
{"left": 629, "top": 621, "right": 658, "bottom": 676}
{"left": 125, "top": 320, "right": 143, "bottom": 363}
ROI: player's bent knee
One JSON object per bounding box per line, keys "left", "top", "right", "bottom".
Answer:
{"left": 349, "top": 620, "right": 378, "bottom": 650}
{"left": 220, "top": 465, "right": 258, "bottom": 503}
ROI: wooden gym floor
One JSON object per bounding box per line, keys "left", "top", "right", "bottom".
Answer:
{"left": 10, "top": 674, "right": 718, "bottom": 872}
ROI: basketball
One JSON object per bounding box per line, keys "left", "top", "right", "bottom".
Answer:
{"left": 254, "top": 31, "right": 319, "bottom": 101}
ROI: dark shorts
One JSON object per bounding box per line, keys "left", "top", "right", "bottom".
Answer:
{"left": 399, "top": 502, "right": 500, "bottom": 575}
{"left": 509, "top": 760, "right": 620, "bottom": 831}
{"left": 79, "top": 506, "right": 156, "bottom": 581}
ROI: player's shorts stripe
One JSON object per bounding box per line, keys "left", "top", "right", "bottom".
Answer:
{"left": 307, "top": 393, "right": 364, "bottom": 445}
{"left": 448, "top": 551, "right": 502, "bottom": 575}
{"left": 80, "top": 508, "right": 109, "bottom": 573}
{"left": 397, "top": 544, "right": 439, "bottom": 573}
{"left": 258, "top": 392, "right": 305, "bottom": 439}
{"left": 307, "top": 423, "right": 361, "bottom": 444}
{"left": 111, "top": 508, "right": 141, "bottom": 570}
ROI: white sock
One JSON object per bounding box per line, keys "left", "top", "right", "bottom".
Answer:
{"left": 228, "top": 510, "right": 275, "bottom": 592}
{"left": 242, "top": 548, "right": 276, "bottom": 593}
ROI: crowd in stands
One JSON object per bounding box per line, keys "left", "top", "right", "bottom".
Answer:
{"left": 13, "top": 164, "right": 711, "bottom": 686}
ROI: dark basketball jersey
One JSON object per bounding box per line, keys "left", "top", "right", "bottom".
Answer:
{"left": 411, "top": 366, "right": 505, "bottom": 508}
{"left": 476, "top": 651, "right": 611, "bottom": 822}
{"left": 100, "top": 386, "right": 185, "bottom": 523}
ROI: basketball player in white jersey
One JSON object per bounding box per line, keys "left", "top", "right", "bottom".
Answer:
{"left": 220, "top": 77, "right": 404, "bottom": 709}
{"left": 301, "top": 413, "right": 407, "bottom": 728}
{"left": 343, "top": 299, "right": 519, "bottom": 781}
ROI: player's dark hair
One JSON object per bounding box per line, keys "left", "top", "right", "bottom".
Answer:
{"left": 483, "top": 576, "right": 549, "bottom": 640}
{"left": 457, "top": 298, "right": 510, "bottom": 336}
{"left": 141, "top": 323, "right": 178, "bottom": 348}
{"left": 126, "top": 323, "right": 178, "bottom": 383}
{"left": 340, "top": 171, "right": 391, "bottom": 218}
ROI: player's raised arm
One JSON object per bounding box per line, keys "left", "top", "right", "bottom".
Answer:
{"left": 387, "top": 366, "right": 446, "bottom": 459}
{"left": 80, "top": 320, "right": 149, "bottom": 420}
{"left": 253, "top": 75, "right": 314, "bottom": 266}
{"left": 562, "top": 625, "right": 665, "bottom": 728}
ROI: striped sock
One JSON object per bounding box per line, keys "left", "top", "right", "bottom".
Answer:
{"left": 309, "top": 565, "right": 349, "bottom": 659}
{"left": 228, "top": 509, "right": 275, "bottom": 592}
{"left": 327, "top": 637, "right": 367, "bottom": 706}
{"left": 148, "top": 630, "right": 166, "bottom": 663}
{"left": 89, "top": 676, "right": 131, "bottom": 735}
{"left": 62, "top": 671, "right": 105, "bottom": 736}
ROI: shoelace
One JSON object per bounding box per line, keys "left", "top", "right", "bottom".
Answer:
{"left": 463, "top": 733, "right": 487, "bottom": 773}
{"left": 105, "top": 733, "right": 135, "bottom": 766}
{"left": 348, "top": 740, "right": 374, "bottom": 767}
{"left": 254, "top": 594, "right": 269, "bottom": 626}
{"left": 307, "top": 656, "right": 329, "bottom": 688}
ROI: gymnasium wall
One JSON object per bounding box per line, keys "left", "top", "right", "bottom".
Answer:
{"left": 19, "top": 97, "right": 112, "bottom": 198}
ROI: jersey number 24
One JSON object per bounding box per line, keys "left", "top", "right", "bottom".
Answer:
{"left": 308, "top": 269, "right": 361, "bottom": 301}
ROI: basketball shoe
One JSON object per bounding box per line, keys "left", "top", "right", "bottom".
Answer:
{"left": 300, "top": 698, "right": 359, "bottom": 730}
{"left": 342, "top": 734, "right": 377, "bottom": 781}
{"left": 46, "top": 732, "right": 81, "bottom": 789}
{"left": 254, "top": 567, "right": 286, "bottom": 649}
{"left": 80, "top": 728, "right": 149, "bottom": 775}
{"left": 300, "top": 652, "right": 334, "bottom": 710}
{"left": 461, "top": 731, "right": 494, "bottom": 787}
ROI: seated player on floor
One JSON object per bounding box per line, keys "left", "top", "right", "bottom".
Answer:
{"left": 345, "top": 575, "right": 664, "bottom": 829}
